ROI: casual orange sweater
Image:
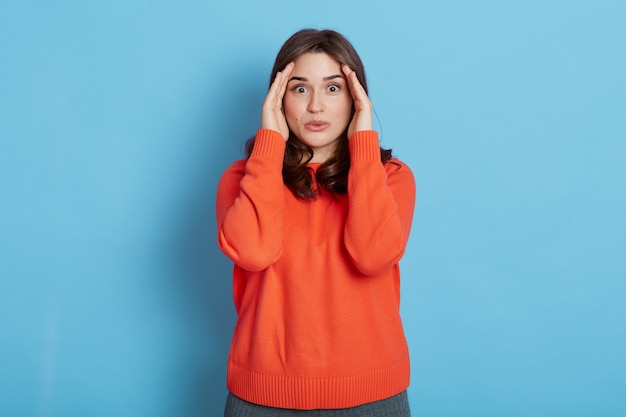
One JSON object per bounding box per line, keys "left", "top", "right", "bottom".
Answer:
{"left": 216, "top": 129, "right": 416, "bottom": 410}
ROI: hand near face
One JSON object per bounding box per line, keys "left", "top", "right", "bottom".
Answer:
{"left": 342, "top": 64, "right": 373, "bottom": 139}
{"left": 262, "top": 62, "right": 294, "bottom": 141}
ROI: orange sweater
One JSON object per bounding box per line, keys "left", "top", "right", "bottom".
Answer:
{"left": 216, "top": 129, "right": 416, "bottom": 410}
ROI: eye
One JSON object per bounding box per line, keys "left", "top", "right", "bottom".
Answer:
{"left": 291, "top": 85, "right": 308, "bottom": 94}
{"left": 327, "top": 84, "right": 341, "bottom": 93}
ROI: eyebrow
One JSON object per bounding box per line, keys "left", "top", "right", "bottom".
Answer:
{"left": 288, "top": 74, "right": 345, "bottom": 82}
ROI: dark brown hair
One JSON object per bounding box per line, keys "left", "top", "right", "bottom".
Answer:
{"left": 246, "top": 29, "right": 393, "bottom": 199}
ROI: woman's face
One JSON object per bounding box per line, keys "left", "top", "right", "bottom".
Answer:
{"left": 283, "top": 52, "right": 353, "bottom": 163}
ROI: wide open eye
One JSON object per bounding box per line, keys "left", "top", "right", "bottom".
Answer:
{"left": 291, "top": 85, "right": 308, "bottom": 94}
{"left": 327, "top": 84, "right": 341, "bottom": 93}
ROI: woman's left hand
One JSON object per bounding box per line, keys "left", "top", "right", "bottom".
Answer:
{"left": 342, "top": 64, "right": 373, "bottom": 139}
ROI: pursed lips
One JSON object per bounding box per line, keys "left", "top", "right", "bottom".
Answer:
{"left": 304, "top": 120, "right": 330, "bottom": 131}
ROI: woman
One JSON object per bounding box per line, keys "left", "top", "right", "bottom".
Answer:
{"left": 217, "top": 29, "right": 415, "bottom": 416}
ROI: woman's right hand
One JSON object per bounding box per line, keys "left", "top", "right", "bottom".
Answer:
{"left": 261, "top": 62, "right": 294, "bottom": 141}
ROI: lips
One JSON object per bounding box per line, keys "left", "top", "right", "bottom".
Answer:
{"left": 305, "top": 120, "right": 330, "bottom": 132}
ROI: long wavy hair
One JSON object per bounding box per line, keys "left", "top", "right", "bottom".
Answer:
{"left": 246, "top": 29, "right": 393, "bottom": 199}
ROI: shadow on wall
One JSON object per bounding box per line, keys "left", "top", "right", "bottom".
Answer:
{"left": 174, "top": 61, "right": 267, "bottom": 415}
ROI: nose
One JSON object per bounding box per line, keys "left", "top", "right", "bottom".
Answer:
{"left": 307, "top": 91, "right": 324, "bottom": 113}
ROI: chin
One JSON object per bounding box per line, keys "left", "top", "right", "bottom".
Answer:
{"left": 299, "top": 132, "right": 342, "bottom": 147}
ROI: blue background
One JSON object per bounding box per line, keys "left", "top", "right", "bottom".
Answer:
{"left": 1, "top": 1, "right": 625, "bottom": 416}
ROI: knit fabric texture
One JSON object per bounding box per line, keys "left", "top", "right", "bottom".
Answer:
{"left": 216, "top": 129, "right": 416, "bottom": 410}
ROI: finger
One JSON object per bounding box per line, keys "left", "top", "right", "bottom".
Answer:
{"left": 342, "top": 65, "right": 372, "bottom": 136}
{"left": 270, "top": 63, "right": 293, "bottom": 98}
{"left": 275, "top": 62, "right": 294, "bottom": 104}
{"left": 267, "top": 69, "right": 284, "bottom": 97}
{"left": 266, "top": 63, "right": 292, "bottom": 105}
{"left": 341, "top": 65, "right": 365, "bottom": 101}
{"left": 341, "top": 65, "right": 355, "bottom": 99}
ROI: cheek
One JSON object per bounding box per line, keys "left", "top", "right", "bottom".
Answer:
{"left": 282, "top": 98, "right": 299, "bottom": 123}
{"left": 338, "top": 98, "right": 353, "bottom": 121}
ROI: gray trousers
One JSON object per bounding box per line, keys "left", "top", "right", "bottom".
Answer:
{"left": 223, "top": 390, "right": 411, "bottom": 417}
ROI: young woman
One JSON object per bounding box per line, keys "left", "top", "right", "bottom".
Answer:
{"left": 217, "top": 29, "right": 415, "bottom": 416}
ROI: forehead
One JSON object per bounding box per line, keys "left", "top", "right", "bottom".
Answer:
{"left": 291, "top": 52, "right": 342, "bottom": 78}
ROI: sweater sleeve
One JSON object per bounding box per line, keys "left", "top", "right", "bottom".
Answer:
{"left": 216, "top": 129, "right": 286, "bottom": 271}
{"left": 344, "top": 131, "right": 416, "bottom": 276}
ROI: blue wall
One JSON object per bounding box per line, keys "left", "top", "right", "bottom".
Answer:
{"left": 1, "top": 1, "right": 625, "bottom": 416}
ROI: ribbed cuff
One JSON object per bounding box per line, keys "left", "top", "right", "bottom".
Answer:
{"left": 251, "top": 129, "right": 286, "bottom": 161}
{"left": 349, "top": 130, "right": 381, "bottom": 162}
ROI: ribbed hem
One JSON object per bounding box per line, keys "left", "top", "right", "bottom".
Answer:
{"left": 349, "top": 130, "right": 381, "bottom": 162}
{"left": 251, "top": 129, "right": 286, "bottom": 160}
{"left": 227, "top": 357, "right": 410, "bottom": 410}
